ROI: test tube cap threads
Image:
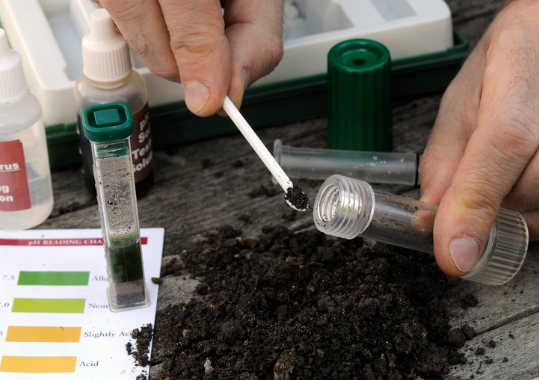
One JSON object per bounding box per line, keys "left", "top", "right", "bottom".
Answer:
{"left": 327, "top": 39, "right": 392, "bottom": 152}
{"left": 83, "top": 103, "right": 133, "bottom": 144}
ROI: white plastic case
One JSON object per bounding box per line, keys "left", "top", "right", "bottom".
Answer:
{"left": 0, "top": 0, "right": 452, "bottom": 126}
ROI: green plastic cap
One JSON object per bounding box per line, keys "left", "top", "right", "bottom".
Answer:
{"left": 83, "top": 103, "right": 133, "bottom": 143}
{"left": 327, "top": 39, "right": 392, "bottom": 151}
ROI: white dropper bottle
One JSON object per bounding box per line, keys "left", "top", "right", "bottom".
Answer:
{"left": 0, "top": 28, "right": 54, "bottom": 230}
{"left": 75, "top": 9, "right": 154, "bottom": 198}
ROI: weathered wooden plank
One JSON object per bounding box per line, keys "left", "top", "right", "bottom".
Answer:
{"left": 448, "top": 243, "right": 539, "bottom": 335}
{"left": 450, "top": 309, "right": 539, "bottom": 379}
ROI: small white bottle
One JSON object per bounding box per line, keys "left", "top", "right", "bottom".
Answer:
{"left": 0, "top": 29, "right": 53, "bottom": 230}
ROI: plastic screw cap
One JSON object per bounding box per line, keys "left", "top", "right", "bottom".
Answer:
{"left": 83, "top": 103, "right": 134, "bottom": 143}
{"left": 82, "top": 9, "right": 132, "bottom": 83}
{"left": 327, "top": 39, "right": 392, "bottom": 151}
{"left": 0, "top": 29, "right": 27, "bottom": 103}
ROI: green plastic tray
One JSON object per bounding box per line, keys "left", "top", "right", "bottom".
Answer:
{"left": 47, "top": 28, "right": 470, "bottom": 169}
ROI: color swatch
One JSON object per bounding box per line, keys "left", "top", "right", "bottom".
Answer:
{"left": 6, "top": 326, "right": 81, "bottom": 343}
{"left": 12, "top": 298, "right": 86, "bottom": 313}
{"left": 0, "top": 356, "right": 77, "bottom": 373}
{"left": 18, "top": 271, "right": 90, "bottom": 286}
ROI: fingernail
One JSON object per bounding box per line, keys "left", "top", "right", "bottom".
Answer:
{"left": 450, "top": 237, "right": 480, "bottom": 272}
{"left": 242, "top": 69, "right": 250, "bottom": 91}
{"left": 184, "top": 82, "right": 209, "bottom": 113}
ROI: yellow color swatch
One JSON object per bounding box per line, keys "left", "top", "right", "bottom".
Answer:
{"left": 0, "top": 356, "right": 77, "bottom": 373}
{"left": 6, "top": 326, "right": 81, "bottom": 343}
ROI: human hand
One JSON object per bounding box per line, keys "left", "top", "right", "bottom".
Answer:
{"left": 419, "top": 0, "right": 539, "bottom": 277}
{"left": 99, "top": 0, "right": 285, "bottom": 116}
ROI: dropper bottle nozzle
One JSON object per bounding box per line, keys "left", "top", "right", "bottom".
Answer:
{"left": 0, "top": 29, "right": 27, "bottom": 103}
{"left": 82, "top": 8, "right": 131, "bottom": 83}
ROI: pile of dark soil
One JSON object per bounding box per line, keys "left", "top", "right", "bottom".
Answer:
{"left": 152, "top": 225, "right": 469, "bottom": 379}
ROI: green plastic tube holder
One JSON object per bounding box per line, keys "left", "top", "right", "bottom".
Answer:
{"left": 327, "top": 39, "right": 392, "bottom": 152}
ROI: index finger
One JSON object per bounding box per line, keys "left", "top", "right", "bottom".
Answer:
{"left": 158, "top": 0, "right": 232, "bottom": 116}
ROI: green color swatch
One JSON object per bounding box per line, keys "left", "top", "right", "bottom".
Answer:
{"left": 12, "top": 298, "right": 86, "bottom": 313}
{"left": 18, "top": 271, "right": 90, "bottom": 286}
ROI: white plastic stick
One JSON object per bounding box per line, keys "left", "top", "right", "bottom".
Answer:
{"left": 223, "top": 96, "right": 293, "bottom": 192}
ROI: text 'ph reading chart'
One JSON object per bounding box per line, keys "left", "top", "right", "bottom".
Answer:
{"left": 0, "top": 228, "right": 164, "bottom": 380}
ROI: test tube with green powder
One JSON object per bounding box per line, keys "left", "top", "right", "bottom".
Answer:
{"left": 83, "top": 103, "right": 149, "bottom": 311}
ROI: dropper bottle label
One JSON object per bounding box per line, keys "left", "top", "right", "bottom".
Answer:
{"left": 0, "top": 140, "right": 30, "bottom": 211}
{"left": 130, "top": 105, "right": 153, "bottom": 182}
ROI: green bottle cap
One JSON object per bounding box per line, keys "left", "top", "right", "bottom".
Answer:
{"left": 327, "top": 39, "right": 392, "bottom": 151}
{"left": 83, "top": 103, "right": 133, "bottom": 143}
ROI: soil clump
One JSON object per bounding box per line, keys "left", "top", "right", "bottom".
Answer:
{"left": 152, "top": 225, "right": 469, "bottom": 379}
{"left": 285, "top": 186, "right": 310, "bottom": 210}
{"left": 127, "top": 324, "right": 153, "bottom": 367}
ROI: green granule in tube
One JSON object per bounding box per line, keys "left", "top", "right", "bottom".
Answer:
{"left": 107, "top": 236, "right": 144, "bottom": 283}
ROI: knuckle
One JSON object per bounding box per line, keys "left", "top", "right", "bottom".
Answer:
{"left": 456, "top": 183, "right": 500, "bottom": 221}
{"left": 171, "top": 37, "right": 224, "bottom": 65}
{"left": 265, "top": 35, "right": 284, "bottom": 70}
{"left": 127, "top": 33, "right": 152, "bottom": 58}
{"left": 169, "top": 26, "right": 226, "bottom": 64}
{"left": 487, "top": 108, "right": 539, "bottom": 161}
{"left": 254, "top": 33, "right": 284, "bottom": 78}
{"left": 126, "top": 35, "right": 179, "bottom": 81}
{"left": 166, "top": 3, "right": 225, "bottom": 54}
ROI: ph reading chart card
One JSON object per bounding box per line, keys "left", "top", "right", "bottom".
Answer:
{"left": 0, "top": 228, "right": 164, "bottom": 380}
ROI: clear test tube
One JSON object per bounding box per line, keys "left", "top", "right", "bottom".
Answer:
{"left": 274, "top": 139, "right": 420, "bottom": 185}
{"left": 313, "top": 175, "right": 529, "bottom": 285}
{"left": 83, "top": 103, "right": 149, "bottom": 311}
